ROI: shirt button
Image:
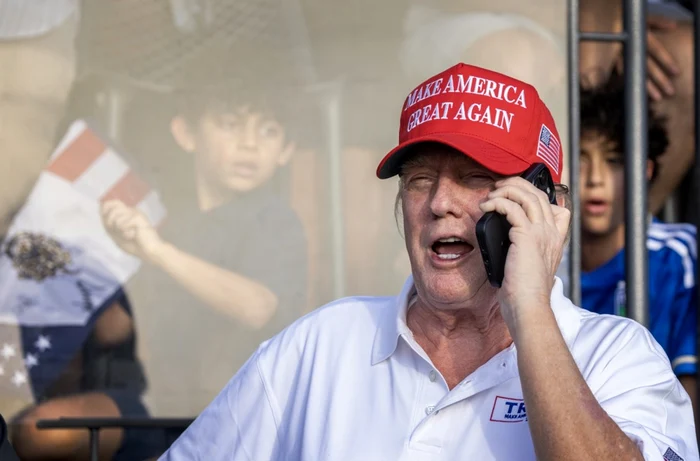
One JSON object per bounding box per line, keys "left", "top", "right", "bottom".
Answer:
{"left": 429, "top": 370, "right": 437, "bottom": 382}
{"left": 425, "top": 405, "right": 435, "bottom": 415}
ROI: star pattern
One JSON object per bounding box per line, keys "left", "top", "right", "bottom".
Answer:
{"left": 0, "top": 334, "right": 51, "bottom": 395}
{"left": 1, "top": 343, "right": 16, "bottom": 360}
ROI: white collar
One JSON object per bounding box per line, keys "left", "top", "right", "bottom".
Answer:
{"left": 371, "top": 275, "right": 579, "bottom": 366}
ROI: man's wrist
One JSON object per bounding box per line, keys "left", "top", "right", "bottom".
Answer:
{"left": 509, "top": 300, "right": 558, "bottom": 343}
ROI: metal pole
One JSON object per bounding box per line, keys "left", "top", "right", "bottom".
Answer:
{"left": 623, "top": 0, "right": 649, "bottom": 327}
{"left": 89, "top": 428, "right": 99, "bottom": 461}
{"left": 693, "top": 0, "right": 700, "bottom": 435}
{"left": 567, "top": 0, "right": 582, "bottom": 306}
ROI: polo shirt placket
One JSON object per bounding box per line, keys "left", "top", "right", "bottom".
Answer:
{"left": 398, "top": 331, "right": 525, "bottom": 458}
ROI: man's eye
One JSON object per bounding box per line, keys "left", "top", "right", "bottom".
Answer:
{"left": 606, "top": 157, "right": 624, "bottom": 165}
{"left": 463, "top": 174, "right": 494, "bottom": 185}
{"left": 408, "top": 176, "right": 433, "bottom": 188}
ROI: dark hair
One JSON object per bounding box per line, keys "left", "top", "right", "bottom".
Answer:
{"left": 171, "top": 44, "right": 319, "bottom": 149}
{"left": 580, "top": 71, "right": 669, "bottom": 182}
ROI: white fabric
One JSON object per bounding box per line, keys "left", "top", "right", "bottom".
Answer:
{"left": 161, "top": 276, "right": 698, "bottom": 461}
{"left": 0, "top": 0, "right": 78, "bottom": 39}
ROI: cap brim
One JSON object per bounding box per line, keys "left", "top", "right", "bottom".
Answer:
{"left": 376, "top": 133, "right": 531, "bottom": 179}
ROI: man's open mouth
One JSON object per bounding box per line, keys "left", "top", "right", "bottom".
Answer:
{"left": 431, "top": 237, "right": 474, "bottom": 261}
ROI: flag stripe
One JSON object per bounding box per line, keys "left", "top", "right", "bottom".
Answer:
{"left": 101, "top": 170, "right": 151, "bottom": 207}
{"left": 537, "top": 148, "right": 558, "bottom": 167}
{"left": 73, "top": 149, "right": 130, "bottom": 200}
{"left": 537, "top": 154, "right": 559, "bottom": 174}
{"left": 46, "top": 129, "right": 106, "bottom": 182}
{"left": 537, "top": 124, "right": 561, "bottom": 174}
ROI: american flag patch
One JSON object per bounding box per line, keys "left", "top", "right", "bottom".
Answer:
{"left": 537, "top": 124, "right": 561, "bottom": 174}
{"left": 664, "top": 447, "right": 684, "bottom": 461}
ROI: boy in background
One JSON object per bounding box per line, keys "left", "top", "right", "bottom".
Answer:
{"left": 101, "top": 46, "right": 310, "bottom": 419}
{"left": 570, "top": 73, "right": 697, "bottom": 407}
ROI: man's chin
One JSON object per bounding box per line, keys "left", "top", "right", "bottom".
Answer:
{"left": 415, "top": 271, "right": 489, "bottom": 306}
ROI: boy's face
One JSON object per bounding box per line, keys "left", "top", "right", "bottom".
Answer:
{"left": 579, "top": 132, "right": 626, "bottom": 237}
{"left": 185, "top": 106, "right": 294, "bottom": 193}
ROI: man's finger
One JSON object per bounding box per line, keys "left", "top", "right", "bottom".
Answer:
{"left": 647, "top": 32, "right": 680, "bottom": 76}
{"left": 533, "top": 186, "right": 556, "bottom": 225}
{"left": 553, "top": 206, "right": 571, "bottom": 240}
{"left": 647, "top": 80, "right": 663, "bottom": 102}
{"left": 480, "top": 197, "right": 531, "bottom": 230}
{"left": 647, "top": 55, "right": 675, "bottom": 98}
{"left": 488, "top": 183, "right": 544, "bottom": 224}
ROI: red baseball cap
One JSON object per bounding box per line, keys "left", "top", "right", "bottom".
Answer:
{"left": 376, "top": 63, "right": 564, "bottom": 183}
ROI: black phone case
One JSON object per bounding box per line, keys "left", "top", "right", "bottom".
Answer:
{"left": 476, "top": 164, "right": 556, "bottom": 288}
{"left": 476, "top": 213, "right": 511, "bottom": 288}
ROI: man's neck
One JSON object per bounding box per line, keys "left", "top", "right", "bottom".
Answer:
{"left": 406, "top": 298, "right": 513, "bottom": 389}
{"left": 581, "top": 225, "right": 626, "bottom": 272}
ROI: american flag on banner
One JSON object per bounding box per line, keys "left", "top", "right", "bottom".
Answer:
{"left": 536, "top": 124, "right": 561, "bottom": 175}
{"left": 0, "top": 119, "right": 166, "bottom": 401}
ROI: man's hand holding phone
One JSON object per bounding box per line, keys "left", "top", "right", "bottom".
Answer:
{"left": 477, "top": 165, "right": 570, "bottom": 338}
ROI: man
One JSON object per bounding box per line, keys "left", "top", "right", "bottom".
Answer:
{"left": 101, "top": 46, "right": 309, "bottom": 419}
{"left": 159, "top": 63, "right": 697, "bottom": 460}
{"left": 569, "top": 74, "right": 697, "bottom": 406}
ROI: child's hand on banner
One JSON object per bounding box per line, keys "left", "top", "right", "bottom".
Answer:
{"left": 100, "top": 200, "right": 164, "bottom": 262}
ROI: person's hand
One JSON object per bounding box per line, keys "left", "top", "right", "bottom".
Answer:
{"left": 101, "top": 200, "right": 165, "bottom": 262}
{"left": 615, "top": 16, "right": 680, "bottom": 101}
{"left": 479, "top": 177, "right": 570, "bottom": 336}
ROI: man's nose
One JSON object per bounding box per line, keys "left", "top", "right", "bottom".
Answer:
{"left": 429, "top": 176, "right": 465, "bottom": 218}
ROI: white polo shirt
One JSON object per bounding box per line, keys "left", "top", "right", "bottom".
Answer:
{"left": 160, "top": 277, "right": 699, "bottom": 461}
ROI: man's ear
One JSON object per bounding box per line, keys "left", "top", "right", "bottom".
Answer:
{"left": 170, "top": 116, "right": 196, "bottom": 153}
{"left": 277, "top": 142, "right": 296, "bottom": 166}
{"left": 646, "top": 159, "right": 654, "bottom": 181}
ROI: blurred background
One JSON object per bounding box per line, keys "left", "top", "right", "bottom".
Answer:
{"left": 0, "top": 0, "right": 696, "bottom": 459}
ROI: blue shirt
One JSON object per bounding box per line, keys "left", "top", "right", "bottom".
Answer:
{"left": 573, "top": 221, "right": 697, "bottom": 376}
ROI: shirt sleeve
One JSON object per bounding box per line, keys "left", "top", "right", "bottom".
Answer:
{"left": 668, "top": 260, "right": 698, "bottom": 376}
{"left": 584, "top": 319, "right": 699, "bottom": 461}
{"left": 158, "top": 348, "right": 280, "bottom": 461}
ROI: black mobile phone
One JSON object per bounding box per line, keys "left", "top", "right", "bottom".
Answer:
{"left": 475, "top": 163, "right": 557, "bottom": 288}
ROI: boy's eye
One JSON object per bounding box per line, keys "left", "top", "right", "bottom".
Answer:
{"left": 219, "top": 116, "right": 240, "bottom": 130}
{"left": 259, "top": 122, "right": 282, "bottom": 139}
{"left": 606, "top": 156, "right": 624, "bottom": 165}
